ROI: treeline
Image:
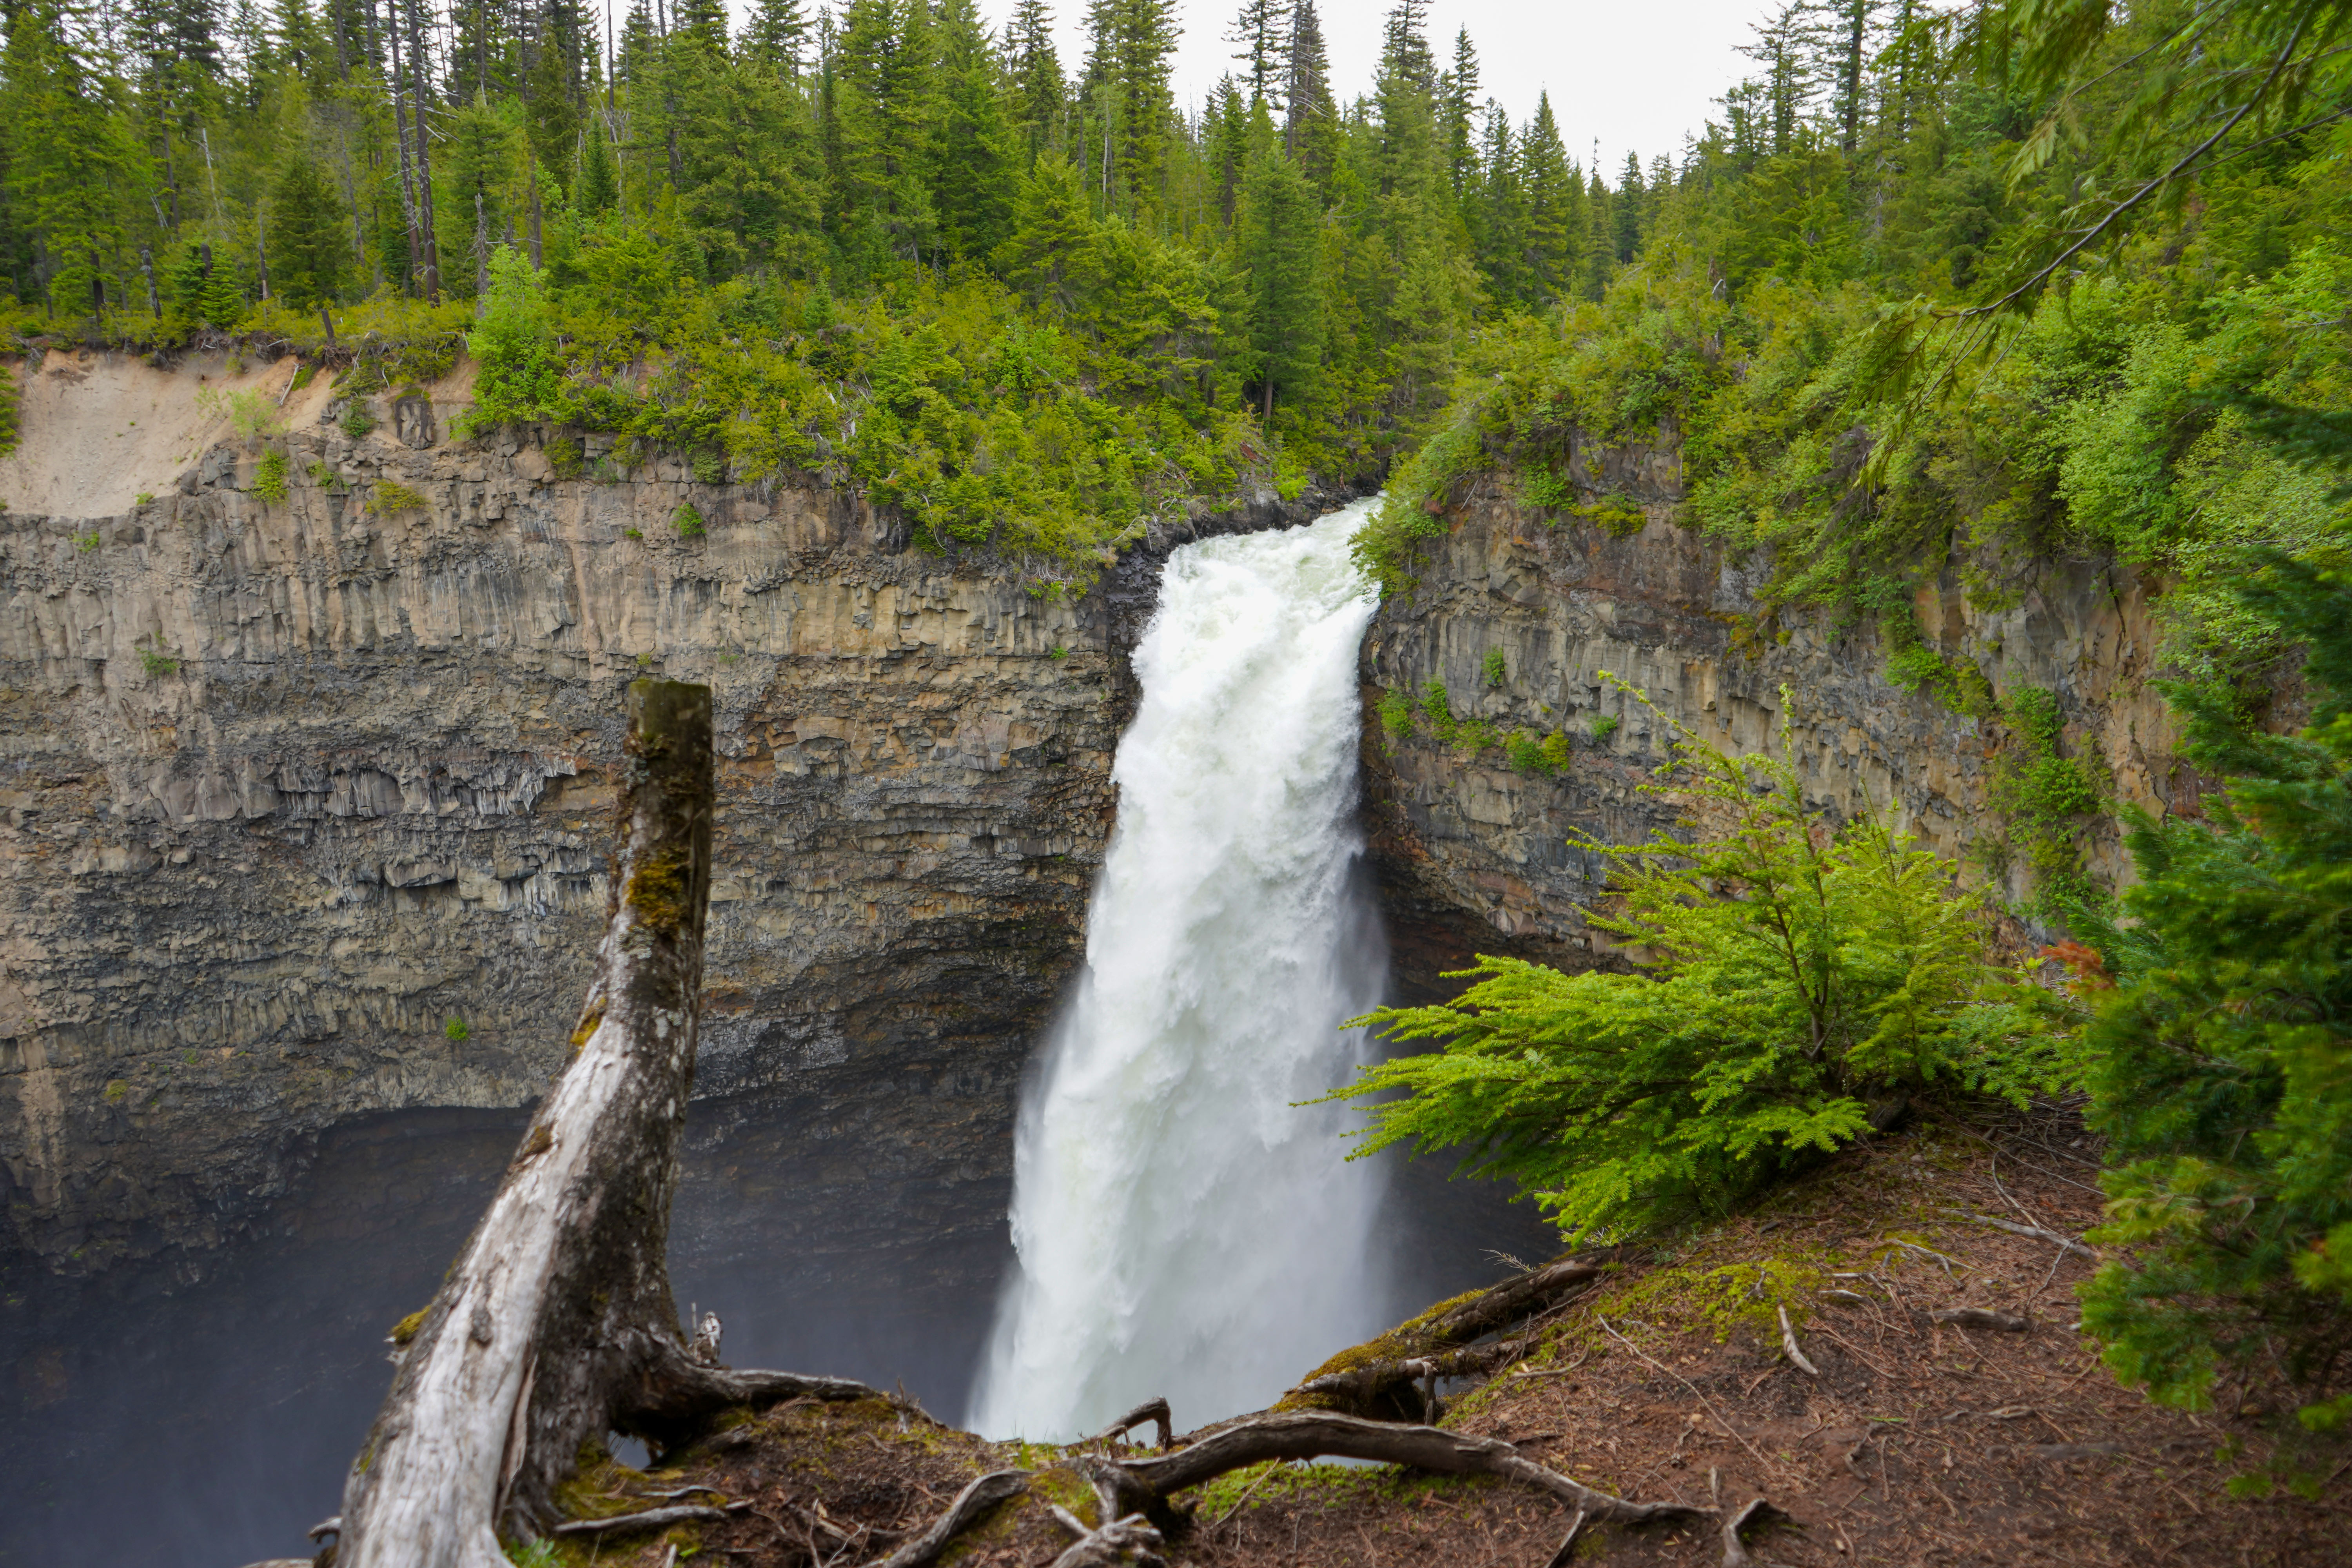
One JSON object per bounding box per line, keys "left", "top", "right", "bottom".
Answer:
{"left": 0, "top": 0, "right": 1708, "bottom": 569}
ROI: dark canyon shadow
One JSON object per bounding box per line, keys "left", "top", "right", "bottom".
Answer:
{"left": 0, "top": 911, "right": 1554, "bottom": 1568}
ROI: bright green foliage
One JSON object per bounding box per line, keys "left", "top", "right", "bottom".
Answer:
{"left": 1327, "top": 683, "right": 2069, "bottom": 1239}
{"left": 252, "top": 448, "right": 289, "bottom": 502}
{"left": 1418, "top": 679, "right": 1456, "bottom": 744}
{"left": 1985, "top": 686, "right": 2103, "bottom": 919}
{"left": 2078, "top": 519, "right": 2352, "bottom": 1475}
{"left": 445, "top": 1018, "right": 472, "bottom": 1042}
{"left": 1539, "top": 729, "right": 1572, "bottom": 771}
{"left": 673, "top": 503, "right": 708, "bottom": 538}
{"left": 1590, "top": 713, "right": 1620, "bottom": 741}
{"left": 1481, "top": 647, "right": 1507, "bottom": 687}
{"left": 1377, "top": 688, "right": 1413, "bottom": 743}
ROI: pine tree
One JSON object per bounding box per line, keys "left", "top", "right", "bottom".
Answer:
{"left": 1470, "top": 101, "right": 1524, "bottom": 305}
{"left": 1738, "top": 2, "right": 1822, "bottom": 156}
{"left": 1437, "top": 27, "right": 1477, "bottom": 195}
{"left": 1005, "top": 0, "right": 1062, "bottom": 162}
{"left": 742, "top": 0, "right": 807, "bottom": 74}
{"left": 1082, "top": 0, "right": 1179, "bottom": 211}
{"left": 1227, "top": 0, "right": 1286, "bottom": 112}
{"left": 1238, "top": 141, "right": 1322, "bottom": 419}
{"left": 1205, "top": 73, "right": 1249, "bottom": 225}
{"left": 928, "top": 0, "right": 1016, "bottom": 259}
{"left": 575, "top": 113, "right": 619, "bottom": 214}
{"left": 1519, "top": 93, "right": 1577, "bottom": 306}
{"left": 1612, "top": 150, "right": 1644, "bottom": 263}
{"left": 525, "top": 20, "right": 582, "bottom": 194}
{"left": 6, "top": 4, "right": 142, "bottom": 323}
{"left": 1280, "top": 0, "right": 1334, "bottom": 182}
{"left": 995, "top": 151, "right": 1097, "bottom": 310}
{"left": 270, "top": 151, "right": 348, "bottom": 307}
{"left": 1827, "top": 0, "right": 1878, "bottom": 155}
{"left": 832, "top": 0, "right": 938, "bottom": 268}
{"left": 1583, "top": 162, "right": 1612, "bottom": 298}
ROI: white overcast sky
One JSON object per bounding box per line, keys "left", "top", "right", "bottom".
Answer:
{"left": 706, "top": 0, "right": 1769, "bottom": 178}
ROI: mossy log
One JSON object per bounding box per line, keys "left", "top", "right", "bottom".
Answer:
{"left": 334, "top": 682, "right": 880, "bottom": 1568}
{"left": 1278, "top": 1255, "right": 1616, "bottom": 1419}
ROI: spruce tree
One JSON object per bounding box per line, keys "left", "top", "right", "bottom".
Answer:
{"left": 575, "top": 115, "right": 619, "bottom": 214}
{"left": 1470, "top": 102, "right": 1524, "bottom": 305}
{"left": 1238, "top": 142, "right": 1322, "bottom": 420}
{"left": 270, "top": 151, "right": 348, "bottom": 307}
{"left": 1280, "top": 0, "right": 1335, "bottom": 182}
{"left": 1005, "top": 0, "right": 1062, "bottom": 163}
{"left": 1612, "top": 150, "right": 1644, "bottom": 263}
{"left": 928, "top": 0, "right": 1016, "bottom": 260}
{"left": 524, "top": 22, "right": 582, "bottom": 195}
{"left": 1519, "top": 94, "right": 1577, "bottom": 306}
{"left": 1438, "top": 27, "right": 1477, "bottom": 195}
{"left": 741, "top": 0, "right": 808, "bottom": 75}
{"left": 1227, "top": 0, "right": 1287, "bottom": 111}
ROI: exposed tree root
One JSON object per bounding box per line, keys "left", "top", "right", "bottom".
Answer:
{"left": 1094, "top": 1396, "right": 1174, "bottom": 1450}
{"left": 873, "top": 1470, "right": 1030, "bottom": 1568}
{"left": 1282, "top": 1257, "right": 1613, "bottom": 1419}
{"left": 1045, "top": 1504, "right": 1169, "bottom": 1568}
{"left": 549, "top": 1503, "right": 738, "bottom": 1537}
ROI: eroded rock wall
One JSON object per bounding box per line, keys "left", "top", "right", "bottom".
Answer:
{"left": 1359, "top": 456, "right": 2187, "bottom": 958}
{"left": 0, "top": 392, "right": 1145, "bottom": 1277}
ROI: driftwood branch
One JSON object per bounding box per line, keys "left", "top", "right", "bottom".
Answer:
{"left": 1117, "top": 1411, "right": 1705, "bottom": 1527}
{"left": 873, "top": 1470, "right": 1030, "bottom": 1568}
{"left": 1777, "top": 1305, "right": 1820, "bottom": 1377}
{"left": 549, "top": 1504, "right": 735, "bottom": 1537}
{"left": 333, "top": 681, "right": 857, "bottom": 1566}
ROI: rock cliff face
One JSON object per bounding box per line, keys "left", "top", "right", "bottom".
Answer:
{"left": 0, "top": 352, "right": 1348, "bottom": 1284}
{"left": 1358, "top": 450, "right": 2185, "bottom": 961}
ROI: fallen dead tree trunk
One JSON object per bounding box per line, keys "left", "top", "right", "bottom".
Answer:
{"left": 334, "top": 682, "right": 879, "bottom": 1568}
{"left": 1281, "top": 1255, "right": 1615, "bottom": 1419}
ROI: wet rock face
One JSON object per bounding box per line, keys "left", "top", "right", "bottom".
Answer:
{"left": 1358, "top": 464, "right": 2187, "bottom": 962}
{"left": 0, "top": 394, "right": 1372, "bottom": 1279}
{"left": 0, "top": 418, "right": 1132, "bottom": 1274}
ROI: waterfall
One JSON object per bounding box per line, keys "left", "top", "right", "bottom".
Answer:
{"left": 967, "top": 498, "right": 1392, "bottom": 1441}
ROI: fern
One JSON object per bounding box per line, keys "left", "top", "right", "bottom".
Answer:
{"left": 1325, "top": 679, "right": 2070, "bottom": 1240}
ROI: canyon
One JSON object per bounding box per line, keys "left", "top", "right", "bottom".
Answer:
{"left": 0, "top": 353, "right": 2177, "bottom": 1293}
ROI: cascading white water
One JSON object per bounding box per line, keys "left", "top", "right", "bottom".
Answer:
{"left": 967, "top": 499, "right": 1392, "bottom": 1441}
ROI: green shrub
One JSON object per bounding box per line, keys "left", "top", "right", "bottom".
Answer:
{"left": 339, "top": 401, "right": 377, "bottom": 439}
{"left": 623, "top": 527, "right": 643, "bottom": 540}
{"left": 1523, "top": 465, "right": 1573, "bottom": 509}
{"left": 1590, "top": 713, "right": 1619, "bottom": 741}
{"left": 1419, "top": 679, "right": 1457, "bottom": 744}
{"left": 1482, "top": 648, "right": 1507, "bottom": 688}
{"left": 2077, "top": 535, "right": 2352, "bottom": 1482}
{"left": 445, "top": 1018, "right": 471, "bottom": 1042}
{"left": 1326, "top": 680, "right": 2074, "bottom": 1240}
{"left": 252, "top": 448, "right": 289, "bottom": 503}
{"left": 135, "top": 491, "right": 155, "bottom": 505}
{"left": 139, "top": 649, "right": 179, "bottom": 677}
{"left": 1377, "top": 688, "right": 1414, "bottom": 743}
{"left": 691, "top": 448, "right": 727, "bottom": 484}
{"left": 75, "top": 530, "right": 101, "bottom": 552}
{"left": 195, "top": 385, "right": 288, "bottom": 440}
{"left": 1540, "top": 730, "right": 1572, "bottom": 771}
{"left": 288, "top": 361, "right": 317, "bottom": 393}
{"left": 673, "top": 502, "right": 707, "bottom": 538}
{"left": 544, "top": 436, "right": 584, "bottom": 479}
{"left": 1987, "top": 686, "right": 2103, "bottom": 919}
{"left": 1505, "top": 729, "right": 1548, "bottom": 773}
{"left": 370, "top": 480, "right": 429, "bottom": 515}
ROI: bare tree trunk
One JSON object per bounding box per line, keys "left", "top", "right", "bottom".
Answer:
{"left": 335, "top": 681, "right": 816, "bottom": 1566}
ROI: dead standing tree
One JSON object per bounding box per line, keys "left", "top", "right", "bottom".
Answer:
{"left": 336, "top": 681, "right": 875, "bottom": 1567}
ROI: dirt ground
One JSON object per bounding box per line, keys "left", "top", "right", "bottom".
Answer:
{"left": 536, "top": 1109, "right": 2348, "bottom": 1567}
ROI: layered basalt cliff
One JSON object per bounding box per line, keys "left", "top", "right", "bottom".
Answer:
{"left": 0, "top": 350, "right": 1347, "bottom": 1283}
{"left": 1358, "top": 446, "right": 2183, "bottom": 960}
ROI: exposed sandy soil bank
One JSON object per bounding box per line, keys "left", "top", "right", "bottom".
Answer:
{"left": 484, "top": 1111, "right": 2343, "bottom": 1568}
{"left": 0, "top": 348, "right": 337, "bottom": 518}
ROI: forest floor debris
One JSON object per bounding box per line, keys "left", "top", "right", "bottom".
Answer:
{"left": 529, "top": 1111, "right": 2346, "bottom": 1567}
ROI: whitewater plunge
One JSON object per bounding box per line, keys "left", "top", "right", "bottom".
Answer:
{"left": 968, "top": 499, "right": 1393, "bottom": 1440}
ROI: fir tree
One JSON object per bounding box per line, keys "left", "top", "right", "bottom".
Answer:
{"left": 928, "top": 0, "right": 1016, "bottom": 260}
{"left": 269, "top": 150, "right": 348, "bottom": 306}
{"left": 1438, "top": 27, "right": 1477, "bottom": 194}
{"left": 1004, "top": 0, "right": 1062, "bottom": 162}
{"left": 1612, "top": 150, "right": 1644, "bottom": 262}
{"left": 1238, "top": 141, "right": 1321, "bottom": 419}
{"left": 742, "top": 0, "right": 808, "bottom": 75}
{"left": 1280, "top": 0, "right": 1334, "bottom": 182}
{"left": 1519, "top": 94, "right": 1577, "bottom": 306}
{"left": 1227, "top": 0, "right": 1286, "bottom": 112}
